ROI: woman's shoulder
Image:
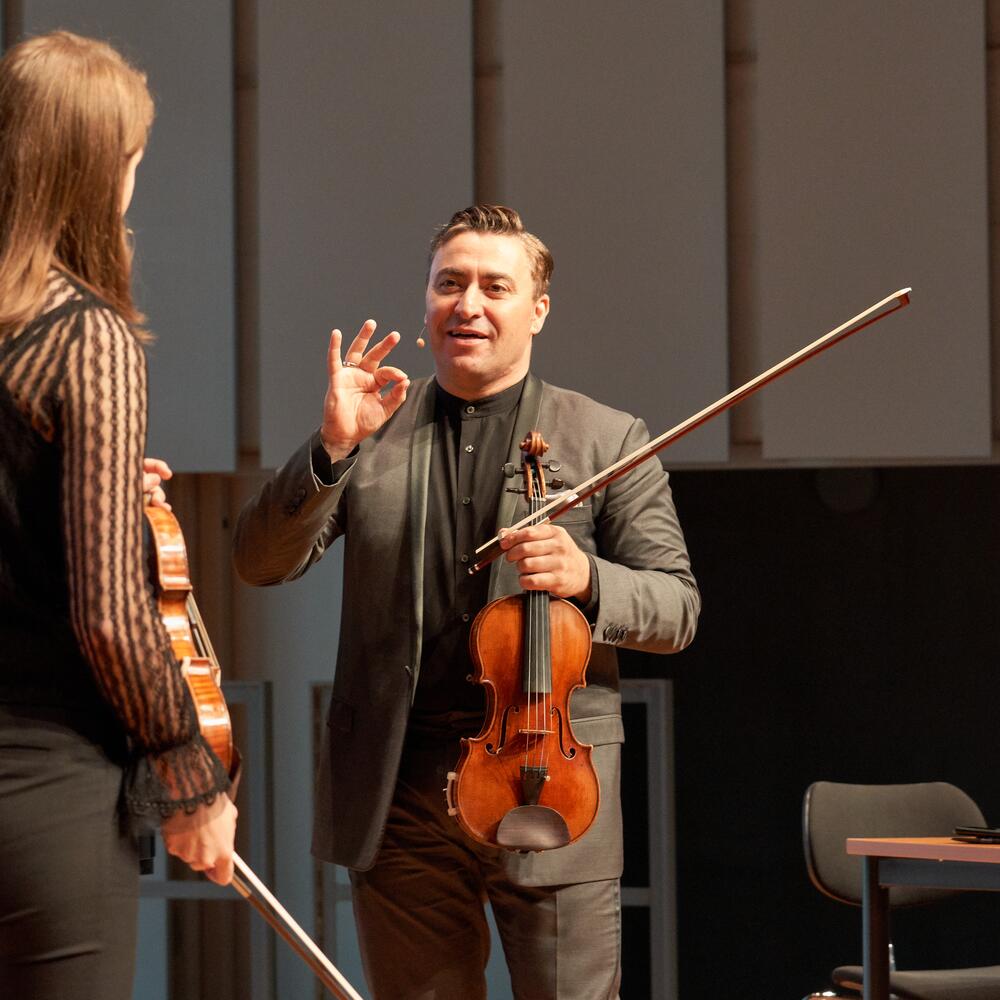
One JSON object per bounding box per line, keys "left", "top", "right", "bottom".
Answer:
{"left": 42, "top": 269, "right": 137, "bottom": 348}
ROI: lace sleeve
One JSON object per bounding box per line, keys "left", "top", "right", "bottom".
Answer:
{"left": 60, "top": 305, "right": 230, "bottom": 819}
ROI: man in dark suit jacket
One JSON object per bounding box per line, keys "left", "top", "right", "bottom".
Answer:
{"left": 233, "top": 206, "right": 700, "bottom": 1000}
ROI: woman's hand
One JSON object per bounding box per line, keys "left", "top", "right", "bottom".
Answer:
{"left": 320, "top": 320, "right": 410, "bottom": 460}
{"left": 142, "top": 456, "right": 173, "bottom": 510}
{"left": 161, "top": 796, "right": 238, "bottom": 885}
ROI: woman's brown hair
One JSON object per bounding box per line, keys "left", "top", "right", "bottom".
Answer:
{"left": 0, "top": 31, "right": 154, "bottom": 336}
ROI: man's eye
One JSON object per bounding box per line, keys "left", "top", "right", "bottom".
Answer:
{"left": 488, "top": 284, "right": 508, "bottom": 294}
{"left": 438, "top": 278, "right": 458, "bottom": 290}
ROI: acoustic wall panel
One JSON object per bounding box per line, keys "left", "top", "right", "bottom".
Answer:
{"left": 757, "top": 2, "right": 990, "bottom": 460}
{"left": 23, "top": 1, "right": 238, "bottom": 471}
{"left": 497, "top": 1, "right": 729, "bottom": 463}
{"left": 257, "top": 3, "right": 473, "bottom": 467}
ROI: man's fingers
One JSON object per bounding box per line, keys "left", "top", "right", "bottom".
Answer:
{"left": 373, "top": 365, "right": 409, "bottom": 386}
{"left": 329, "top": 323, "right": 403, "bottom": 380}
{"left": 501, "top": 528, "right": 559, "bottom": 558}
{"left": 358, "top": 331, "right": 401, "bottom": 370}
{"left": 344, "top": 319, "right": 377, "bottom": 363}
{"left": 327, "top": 329, "right": 344, "bottom": 377}
{"left": 500, "top": 524, "right": 556, "bottom": 547}
{"left": 380, "top": 379, "right": 410, "bottom": 418}
{"left": 513, "top": 554, "right": 561, "bottom": 575}
{"left": 512, "top": 538, "right": 555, "bottom": 556}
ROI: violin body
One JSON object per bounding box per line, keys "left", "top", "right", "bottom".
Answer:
{"left": 448, "top": 593, "right": 599, "bottom": 850}
{"left": 144, "top": 504, "right": 235, "bottom": 776}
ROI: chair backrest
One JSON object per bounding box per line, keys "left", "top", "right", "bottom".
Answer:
{"left": 802, "top": 780, "right": 986, "bottom": 907}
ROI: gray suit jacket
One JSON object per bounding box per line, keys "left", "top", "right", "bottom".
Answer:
{"left": 233, "top": 374, "right": 699, "bottom": 884}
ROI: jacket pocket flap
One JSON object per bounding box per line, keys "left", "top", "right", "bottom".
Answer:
{"left": 553, "top": 501, "right": 592, "bottom": 524}
{"left": 570, "top": 713, "right": 624, "bottom": 746}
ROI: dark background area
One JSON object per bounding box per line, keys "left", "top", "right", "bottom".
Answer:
{"left": 620, "top": 464, "right": 1000, "bottom": 996}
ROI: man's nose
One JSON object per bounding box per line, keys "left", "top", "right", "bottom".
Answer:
{"left": 456, "top": 285, "right": 483, "bottom": 317}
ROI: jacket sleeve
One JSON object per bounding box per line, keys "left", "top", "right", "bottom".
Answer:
{"left": 232, "top": 430, "right": 354, "bottom": 586}
{"left": 588, "top": 416, "right": 700, "bottom": 654}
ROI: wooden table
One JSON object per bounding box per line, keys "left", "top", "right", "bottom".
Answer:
{"left": 845, "top": 836, "right": 1000, "bottom": 1000}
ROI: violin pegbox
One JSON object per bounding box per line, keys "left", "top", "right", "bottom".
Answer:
{"left": 503, "top": 433, "right": 565, "bottom": 496}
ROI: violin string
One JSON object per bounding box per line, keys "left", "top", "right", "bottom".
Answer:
{"left": 532, "top": 582, "right": 540, "bottom": 767}
{"left": 532, "top": 487, "right": 546, "bottom": 779}
{"left": 526, "top": 493, "right": 536, "bottom": 776}
{"left": 528, "top": 487, "right": 539, "bottom": 776}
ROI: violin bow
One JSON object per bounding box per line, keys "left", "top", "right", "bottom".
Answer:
{"left": 144, "top": 512, "right": 362, "bottom": 996}
{"left": 471, "top": 287, "right": 912, "bottom": 573}
{"left": 231, "top": 853, "right": 365, "bottom": 1000}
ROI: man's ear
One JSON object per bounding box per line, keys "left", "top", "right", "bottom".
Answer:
{"left": 530, "top": 294, "right": 550, "bottom": 336}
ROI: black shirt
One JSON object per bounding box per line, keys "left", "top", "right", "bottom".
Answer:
{"left": 407, "top": 377, "right": 526, "bottom": 740}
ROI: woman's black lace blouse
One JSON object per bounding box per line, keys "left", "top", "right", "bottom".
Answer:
{"left": 0, "top": 271, "right": 229, "bottom": 819}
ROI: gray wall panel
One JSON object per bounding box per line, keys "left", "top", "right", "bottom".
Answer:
{"left": 498, "top": 0, "right": 729, "bottom": 463}
{"left": 23, "top": 1, "right": 237, "bottom": 471}
{"left": 757, "top": 1, "right": 990, "bottom": 460}
{"left": 257, "top": 2, "right": 473, "bottom": 467}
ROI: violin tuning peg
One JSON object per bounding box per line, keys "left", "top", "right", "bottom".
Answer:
{"left": 551, "top": 478, "right": 565, "bottom": 489}
{"left": 502, "top": 462, "right": 519, "bottom": 479}
{"left": 545, "top": 461, "right": 561, "bottom": 473}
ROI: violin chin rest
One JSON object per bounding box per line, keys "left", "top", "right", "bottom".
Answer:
{"left": 496, "top": 805, "right": 571, "bottom": 852}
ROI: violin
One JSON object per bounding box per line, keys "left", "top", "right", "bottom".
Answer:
{"left": 144, "top": 505, "right": 364, "bottom": 1000}
{"left": 445, "top": 432, "right": 600, "bottom": 852}
{"left": 145, "top": 505, "right": 239, "bottom": 779}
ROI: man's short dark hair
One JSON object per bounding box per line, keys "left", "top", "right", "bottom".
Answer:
{"left": 427, "top": 205, "right": 554, "bottom": 298}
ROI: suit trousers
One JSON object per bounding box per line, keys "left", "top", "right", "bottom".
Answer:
{"left": 0, "top": 705, "right": 140, "bottom": 1000}
{"left": 348, "top": 739, "right": 622, "bottom": 1000}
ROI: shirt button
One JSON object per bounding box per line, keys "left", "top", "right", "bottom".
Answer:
{"left": 465, "top": 444, "right": 475, "bottom": 453}
{"left": 460, "top": 554, "right": 470, "bottom": 563}
{"left": 465, "top": 405, "right": 475, "bottom": 415}
{"left": 461, "top": 496, "right": 471, "bottom": 505}
{"left": 461, "top": 613, "right": 471, "bottom": 622}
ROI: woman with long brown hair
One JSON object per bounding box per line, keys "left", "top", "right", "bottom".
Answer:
{"left": 0, "top": 31, "right": 236, "bottom": 998}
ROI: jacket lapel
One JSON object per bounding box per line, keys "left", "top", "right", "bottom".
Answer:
{"left": 406, "top": 379, "right": 437, "bottom": 696}
{"left": 488, "top": 374, "right": 544, "bottom": 601}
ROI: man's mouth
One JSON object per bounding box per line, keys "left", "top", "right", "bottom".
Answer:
{"left": 448, "top": 329, "right": 488, "bottom": 340}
